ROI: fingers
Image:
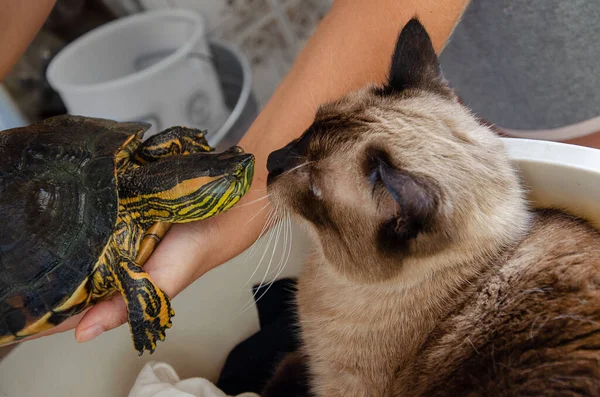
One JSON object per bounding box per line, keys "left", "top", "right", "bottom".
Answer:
{"left": 143, "top": 221, "right": 214, "bottom": 293}
{"left": 75, "top": 295, "right": 127, "bottom": 343}
{"left": 72, "top": 224, "right": 204, "bottom": 344}
{"left": 71, "top": 203, "right": 265, "bottom": 345}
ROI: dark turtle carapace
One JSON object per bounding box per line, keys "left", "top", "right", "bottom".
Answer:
{"left": 0, "top": 115, "right": 254, "bottom": 354}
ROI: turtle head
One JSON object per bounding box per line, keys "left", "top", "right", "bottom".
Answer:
{"left": 119, "top": 146, "right": 255, "bottom": 223}
{"left": 206, "top": 145, "right": 256, "bottom": 203}
{"left": 176, "top": 145, "right": 255, "bottom": 221}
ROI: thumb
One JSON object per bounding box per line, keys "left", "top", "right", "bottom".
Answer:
{"left": 74, "top": 295, "right": 128, "bottom": 343}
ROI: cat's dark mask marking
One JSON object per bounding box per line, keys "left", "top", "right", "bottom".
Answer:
{"left": 364, "top": 147, "right": 441, "bottom": 252}
{"left": 267, "top": 133, "right": 311, "bottom": 183}
{"left": 267, "top": 113, "right": 373, "bottom": 183}
{"left": 375, "top": 18, "right": 452, "bottom": 98}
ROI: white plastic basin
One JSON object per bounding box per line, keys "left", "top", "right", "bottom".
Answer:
{"left": 0, "top": 139, "right": 598, "bottom": 396}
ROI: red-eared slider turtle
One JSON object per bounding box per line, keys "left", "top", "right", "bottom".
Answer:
{"left": 0, "top": 115, "right": 254, "bottom": 354}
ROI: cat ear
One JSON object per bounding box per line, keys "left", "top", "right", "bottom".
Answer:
{"left": 373, "top": 157, "right": 440, "bottom": 248}
{"left": 378, "top": 18, "right": 451, "bottom": 97}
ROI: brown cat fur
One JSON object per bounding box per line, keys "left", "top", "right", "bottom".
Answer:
{"left": 264, "top": 19, "right": 600, "bottom": 397}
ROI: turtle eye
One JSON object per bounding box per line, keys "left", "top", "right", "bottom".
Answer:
{"left": 368, "top": 164, "right": 384, "bottom": 198}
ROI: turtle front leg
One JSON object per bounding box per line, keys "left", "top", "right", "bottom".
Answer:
{"left": 129, "top": 127, "right": 212, "bottom": 264}
{"left": 135, "top": 126, "right": 212, "bottom": 164}
{"left": 110, "top": 256, "right": 174, "bottom": 354}
{"left": 136, "top": 221, "right": 172, "bottom": 266}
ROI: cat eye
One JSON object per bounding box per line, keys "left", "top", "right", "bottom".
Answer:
{"left": 309, "top": 174, "right": 322, "bottom": 198}
{"left": 369, "top": 166, "right": 382, "bottom": 185}
{"left": 368, "top": 164, "right": 384, "bottom": 197}
{"left": 364, "top": 148, "right": 395, "bottom": 199}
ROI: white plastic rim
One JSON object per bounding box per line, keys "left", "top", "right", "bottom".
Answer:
{"left": 209, "top": 41, "right": 254, "bottom": 148}
{"left": 504, "top": 138, "right": 600, "bottom": 173}
{"left": 503, "top": 138, "right": 600, "bottom": 228}
{"left": 46, "top": 9, "right": 207, "bottom": 94}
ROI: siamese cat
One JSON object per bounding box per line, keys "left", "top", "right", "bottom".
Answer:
{"left": 263, "top": 18, "right": 600, "bottom": 397}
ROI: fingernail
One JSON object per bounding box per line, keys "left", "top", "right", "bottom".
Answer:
{"left": 76, "top": 325, "right": 104, "bottom": 343}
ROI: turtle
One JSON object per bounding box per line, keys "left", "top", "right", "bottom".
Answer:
{"left": 0, "top": 115, "right": 254, "bottom": 354}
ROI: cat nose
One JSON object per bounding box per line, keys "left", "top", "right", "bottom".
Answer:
{"left": 267, "top": 146, "right": 298, "bottom": 179}
{"left": 267, "top": 135, "right": 309, "bottom": 180}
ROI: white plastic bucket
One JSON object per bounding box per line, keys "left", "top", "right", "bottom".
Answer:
{"left": 208, "top": 41, "right": 258, "bottom": 151}
{"left": 46, "top": 9, "right": 229, "bottom": 137}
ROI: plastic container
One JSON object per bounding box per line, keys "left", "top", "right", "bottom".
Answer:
{"left": 208, "top": 41, "right": 258, "bottom": 150}
{"left": 503, "top": 138, "right": 600, "bottom": 228}
{"left": 46, "top": 9, "right": 229, "bottom": 138}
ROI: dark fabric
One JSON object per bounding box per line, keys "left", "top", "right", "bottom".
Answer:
{"left": 261, "top": 352, "right": 311, "bottom": 397}
{"left": 217, "top": 278, "right": 303, "bottom": 395}
{"left": 440, "top": 0, "right": 600, "bottom": 131}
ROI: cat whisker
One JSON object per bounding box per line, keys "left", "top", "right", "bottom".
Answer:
{"left": 308, "top": 86, "right": 318, "bottom": 111}
{"left": 466, "top": 337, "right": 481, "bottom": 355}
{"left": 279, "top": 160, "right": 315, "bottom": 178}
{"left": 265, "top": 209, "right": 292, "bottom": 281}
{"left": 243, "top": 207, "right": 279, "bottom": 285}
{"left": 239, "top": 208, "right": 279, "bottom": 301}
{"left": 235, "top": 194, "right": 271, "bottom": 210}
{"left": 263, "top": 212, "right": 288, "bottom": 281}
{"left": 256, "top": 208, "right": 284, "bottom": 292}
{"left": 239, "top": 207, "right": 281, "bottom": 314}
{"left": 237, "top": 208, "right": 284, "bottom": 315}
{"left": 248, "top": 187, "right": 268, "bottom": 192}
{"left": 251, "top": 212, "right": 294, "bottom": 309}
{"left": 278, "top": 212, "right": 294, "bottom": 278}
{"left": 244, "top": 202, "right": 271, "bottom": 227}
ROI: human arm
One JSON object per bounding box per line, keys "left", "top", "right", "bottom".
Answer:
{"left": 0, "top": 0, "right": 57, "bottom": 81}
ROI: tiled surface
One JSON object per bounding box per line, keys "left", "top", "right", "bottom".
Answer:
{"left": 0, "top": 224, "right": 312, "bottom": 396}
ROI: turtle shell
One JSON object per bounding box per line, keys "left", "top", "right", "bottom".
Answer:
{"left": 0, "top": 115, "right": 148, "bottom": 339}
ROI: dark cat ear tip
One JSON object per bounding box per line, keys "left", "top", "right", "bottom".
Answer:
{"left": 404, "top": 17, "right": 427, "bottom": 31}
{"left": 399, "top": 17, "right": 433, "bottom": 44}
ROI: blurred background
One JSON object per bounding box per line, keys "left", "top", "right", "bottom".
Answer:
{"left": 0, "top": 0, "right": 332, "bottom": 147}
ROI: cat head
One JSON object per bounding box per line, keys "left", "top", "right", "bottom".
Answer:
{"left": 267, "top": 18, "right": 529, "bottom": 282}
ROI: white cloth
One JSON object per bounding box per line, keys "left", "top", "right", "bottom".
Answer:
{"left": 128, "top": 361, "right": 260, "bottom": 397}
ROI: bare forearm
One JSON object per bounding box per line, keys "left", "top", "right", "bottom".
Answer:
{"left": 0, "top": 0, "right": 56, "bottom": 81}
{"left": 197, "top": 0, "right": 470, "bottom": 274}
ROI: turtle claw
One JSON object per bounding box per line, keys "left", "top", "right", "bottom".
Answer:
{"left": 114, "top": 257, "right": 174, "bottom": 354}
{"left": 133, "top": 325, "right": 166, "bottom": 355}
{"left": 131, "top": 308, "right": 173, "bottom": 354}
